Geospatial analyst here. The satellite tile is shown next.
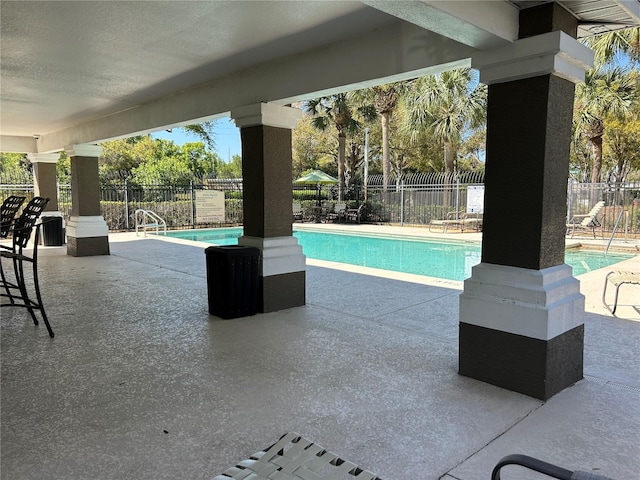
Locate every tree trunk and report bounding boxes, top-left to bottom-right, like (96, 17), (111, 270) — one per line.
(443, 141), (455, 208)
(338, 133), (346, 201)
(381, 111), (390, 192)
(590, 135), (603, 184)
(616, 157), (626, 183)
(444, 141), (455, 178)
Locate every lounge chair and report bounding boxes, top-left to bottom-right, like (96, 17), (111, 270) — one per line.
(327, 202), (347, 222)
(345, 204), (364, 224)
(429, 210), (466, 233)
(566, 201), (605, 238)
(492, 454), (615, 480)
(292, 203), (304, 222)
(602, 270), (639, 315)
(214, 432), (382, 480)
(460, 211), (483, 232)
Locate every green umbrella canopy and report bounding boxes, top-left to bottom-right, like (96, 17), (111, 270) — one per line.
(294, 170), (339, 184)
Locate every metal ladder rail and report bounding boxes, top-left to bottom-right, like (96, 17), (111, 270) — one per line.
(604, 209), (626, 257)
(134, 209), (167, 237)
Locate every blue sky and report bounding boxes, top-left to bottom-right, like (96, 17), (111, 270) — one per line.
(151, 117), (241, 162)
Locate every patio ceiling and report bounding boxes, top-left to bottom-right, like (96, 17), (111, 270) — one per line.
(1, 1), (638, 154)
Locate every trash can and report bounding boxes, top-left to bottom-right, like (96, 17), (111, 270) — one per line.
(41, 216), (64, 246)
(205, 245), (260, 319)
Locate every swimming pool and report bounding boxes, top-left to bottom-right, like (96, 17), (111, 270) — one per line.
(163, 227), (632, 281)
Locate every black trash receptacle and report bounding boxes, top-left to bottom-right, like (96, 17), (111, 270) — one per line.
(205, 245), (260, 319)
(41, 216), (64, 246)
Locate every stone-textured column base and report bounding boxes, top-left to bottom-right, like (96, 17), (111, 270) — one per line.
(260, 271), (306, 313)
(238, 235), (306, 312)
(459, 322), (584, 400)
(66, 216), (110, 257)
(459, 262), (584, 399)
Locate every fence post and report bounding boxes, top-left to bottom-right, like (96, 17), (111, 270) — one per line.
(190, 180), (195, 229)
(124, 177), (130, 230)
(455, 175), (460, 215)
(400, 179), (405, 225)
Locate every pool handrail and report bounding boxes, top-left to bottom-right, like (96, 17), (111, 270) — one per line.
(135, 209), (167, 237)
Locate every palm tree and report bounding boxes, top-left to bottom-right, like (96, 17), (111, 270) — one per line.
(583, 27), (640, 67)
(402, 69), (486, 180)
(305, 94), (376, 199)
(349, 83), (408, 191)
(573, 67), (636, 183)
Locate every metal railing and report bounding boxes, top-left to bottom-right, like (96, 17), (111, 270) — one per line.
(2, 176), (639, 236)
(134, 209), (167, 237)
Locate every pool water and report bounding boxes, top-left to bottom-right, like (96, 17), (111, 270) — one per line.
(164, 227), (632, 281)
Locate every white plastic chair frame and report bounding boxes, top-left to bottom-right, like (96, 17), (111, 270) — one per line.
(602, 270), (639, 315)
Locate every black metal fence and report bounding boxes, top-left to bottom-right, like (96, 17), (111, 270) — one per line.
(2, 172), (639, 236)
(362, 172), (486, 224)
(567, 180), (640, 236)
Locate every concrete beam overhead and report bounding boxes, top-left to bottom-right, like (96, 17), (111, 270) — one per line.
(35, 21), (474, 153)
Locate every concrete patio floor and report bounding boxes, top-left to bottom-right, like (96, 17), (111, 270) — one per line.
(1, 227), (639, 480)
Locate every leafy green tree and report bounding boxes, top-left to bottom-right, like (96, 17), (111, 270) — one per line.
(292, 114), (337, 178)
(180, 142), (219, 178)
(129, 139), (219, 185)
(574, 67), (636, 183)
(457, 127), (486, 171)
(217, 154), (242, 178)
(0, 153), (25, 170)
(132, 155), (191, 185)
(603, 107), (640, 183)
(569, 126), (593, 182)
(100, 135), (158, 180)
(401, 69), (486, 179)
(0, 153), (31, 181)
(57, 152), (71, 183)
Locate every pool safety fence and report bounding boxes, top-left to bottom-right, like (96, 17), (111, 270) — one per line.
(2, 177), (640, 235)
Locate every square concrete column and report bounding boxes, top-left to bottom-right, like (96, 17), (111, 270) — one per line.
(64, 144), (110, 257)
(231, 103), (305, 313)
(28, 153), (60, 212)
(461, 6), (594, 399)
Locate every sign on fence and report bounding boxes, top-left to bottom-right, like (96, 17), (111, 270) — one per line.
(195, 190), (225, 223)
(466, 185), (484, 213)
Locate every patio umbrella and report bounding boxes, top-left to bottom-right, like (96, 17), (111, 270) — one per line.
(294, 170), (338, 205)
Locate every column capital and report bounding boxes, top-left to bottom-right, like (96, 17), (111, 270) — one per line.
(472, 30), (594, 85)
(231, 103), (302, 129)
(64, 144), (102, 158)
(27, 153), (59, 164)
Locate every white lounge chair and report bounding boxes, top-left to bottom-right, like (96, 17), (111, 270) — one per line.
(429, 210), (482, 233)
(567, 201), (605, 238)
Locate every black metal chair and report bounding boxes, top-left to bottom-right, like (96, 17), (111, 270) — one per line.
(1, 195), (27, 299)
(492, 454), (615, 480)
(1, 196), (54, 337)
(1, 195), (27, 239)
